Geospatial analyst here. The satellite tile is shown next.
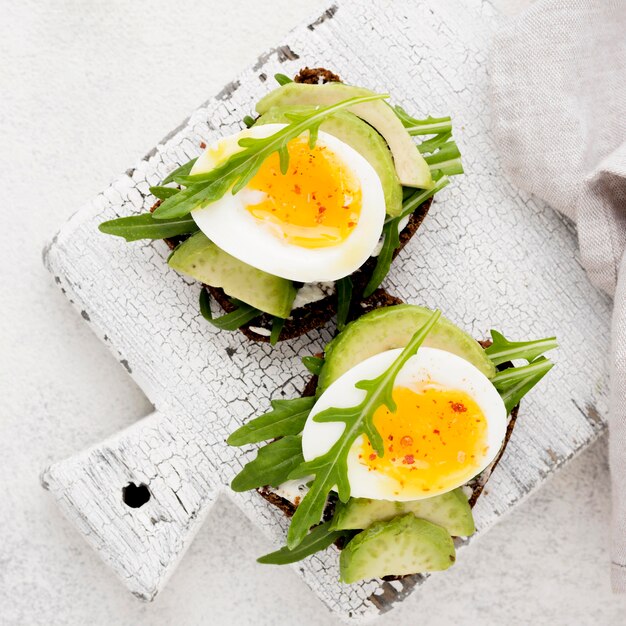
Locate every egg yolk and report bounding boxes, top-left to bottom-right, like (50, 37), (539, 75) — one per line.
(246, 137), (362, 248)
(359, 386), (489, 497)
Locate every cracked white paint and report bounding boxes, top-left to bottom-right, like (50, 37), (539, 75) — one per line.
(41, 0), (611, 622)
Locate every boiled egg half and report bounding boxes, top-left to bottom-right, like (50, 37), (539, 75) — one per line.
(190, 124), (386, 283)
(301, 347), (507, 501)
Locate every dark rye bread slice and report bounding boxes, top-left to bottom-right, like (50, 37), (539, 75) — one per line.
(207, 198), (432, 341)
(257, 291), (520, 566)
(294, 66), (342, 84)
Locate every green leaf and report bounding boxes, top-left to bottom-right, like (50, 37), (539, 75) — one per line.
(270, 316), (285, 346)
(485, 330), (558, 366)
(243, 115), (256, 128)
(396, 175), (451, 221)
(391, 105), (463, 177)
(150, 185), (180, 200)
(98, 213), (198, 242)
(152, 179), (230, 220)
(257, 521), (344, 565)
(231, 435), (304, 492)
(302, 356), (324, 376)
(393, 105), (452, 135)
(161, 158), (198, 185)
(152, 93), (389, 220)
(198, 287), (213, 319)
(491, 357), (554, 413)
(485, 330), (557, 412)
(274, 73), (293, 86)
(207, 304), (260, 330)
(364, 178), (451, 296)
(424, 141), (464, 177)
(336, 276), (353, 331)
(417, 132), (452, 155)
(227, 396), (316, 446)
(198, 289), (261, 331)
(285, 310), (441, 548)
(363, 219), (400, 298)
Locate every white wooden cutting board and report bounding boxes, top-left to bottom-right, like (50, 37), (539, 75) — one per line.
(41, 0), (611, 621)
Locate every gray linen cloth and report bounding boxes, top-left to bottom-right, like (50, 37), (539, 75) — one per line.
(490, 0), (626, 590)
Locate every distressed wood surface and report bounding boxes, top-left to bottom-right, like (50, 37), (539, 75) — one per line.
(41, 0), (611, 621)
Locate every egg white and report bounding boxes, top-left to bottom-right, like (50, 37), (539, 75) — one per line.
(301, 347), (507, 501)
(190, 124), (386, 283)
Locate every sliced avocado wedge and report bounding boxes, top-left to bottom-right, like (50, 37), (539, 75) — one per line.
(318, 304), (495, 392)
(257, 106), (403, 217)
(256, 82), (432, 189)
(168, 232), (296, 318)
(331, 488), (475, 537)
(339, 515), (455, 583)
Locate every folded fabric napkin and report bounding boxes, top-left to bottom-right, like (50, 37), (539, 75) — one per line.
(489, 0), (626, 590)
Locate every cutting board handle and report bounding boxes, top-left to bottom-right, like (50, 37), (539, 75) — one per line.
(41, 410), (221, 600)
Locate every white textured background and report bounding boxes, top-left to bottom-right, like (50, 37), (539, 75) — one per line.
(2, 1), (625, 624)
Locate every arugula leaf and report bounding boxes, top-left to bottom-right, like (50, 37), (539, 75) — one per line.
(98, 213), (198, 242)
(149, 185), (180, 200)
(336, 276), (353, 331)
(162, 158), (198, 185)
(199, 289), (261, 330)
(302, 356), (324, 376)
(424, 141), (464, 177)
(198, 287), (213, 318)
(206, 304), (260, 330)
(485, 330), (558, 366)
(417, 132), (452, 154)
(243, 115), (256, 128)
(152, 93), (389, 220)
(398, 175), (450, 221)
(231, 435), (304, 492)
(257, 521), (345, 565)
(153, 180), (229, 220)
(363, 220), (400, 298)
(491, 357), (554, 414)
(392, 105), (463, 176)
(274, 73), (293, 86)
(364, 178), (450, 297)
(270, 316), (285, 346)
(227, 396), (316, 446)
(393, 106), (452, 135)
(285, 310), (441, 548)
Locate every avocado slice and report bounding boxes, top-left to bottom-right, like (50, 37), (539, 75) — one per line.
(257, 106), (403, 217)
(331, 488), (475, 537)
(168, 232), (296, 318)
(318, 304), (496, 392)
(256, 83), (433, 189)
(339, 515), (455, 583)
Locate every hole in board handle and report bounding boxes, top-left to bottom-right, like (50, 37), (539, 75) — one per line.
(122, 482), (151, 508)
